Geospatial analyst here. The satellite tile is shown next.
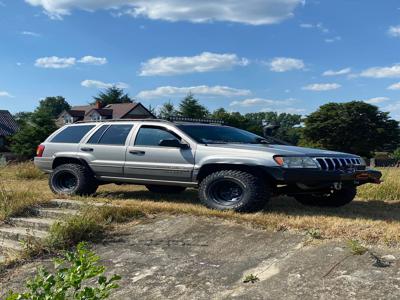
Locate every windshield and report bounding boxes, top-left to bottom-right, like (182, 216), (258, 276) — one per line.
(177, 124), (272, 144)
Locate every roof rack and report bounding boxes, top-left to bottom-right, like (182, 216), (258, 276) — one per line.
(166, 116), (224, 124)
(75, 118), (169, 124)
(75, 117), (224, 125)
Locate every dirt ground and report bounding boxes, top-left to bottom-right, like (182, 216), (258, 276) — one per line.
(2, 214), (400, 299)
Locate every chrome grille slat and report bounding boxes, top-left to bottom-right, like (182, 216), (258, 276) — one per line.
(313, 156), (362, 171)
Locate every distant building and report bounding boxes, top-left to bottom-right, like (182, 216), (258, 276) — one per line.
(57, 101), (155, 126)
(0, 110), (19, 150)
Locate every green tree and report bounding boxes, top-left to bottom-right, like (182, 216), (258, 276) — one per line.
(13, 112), (33, 127)
(158, 101), (176, 119)
(301, 101), (400, 157)
(11, 109), (58, 158)
(244, 112), (303, 145)
(91, 86), (133, 106)
(178, 93), (209, 118)
(38, 96), (71, 118)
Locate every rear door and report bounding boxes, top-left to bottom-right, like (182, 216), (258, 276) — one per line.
(124, 125), (195, 182)
(80, 124), (134, 177)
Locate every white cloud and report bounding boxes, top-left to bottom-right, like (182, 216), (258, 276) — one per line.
(322, 67), (351, 76)
(388, 25), (400, 37)
(78, 56), (107, 65)
(81, 80), (129, 89)
(364, 97), (389, 104)
(25, 0), (303, 25)
(269, 57), (305, 72)
(383, 102), (400, 120)
(388, 82), (400, 90)
(262, 107), (306, 114)
(302, 83), (341, 91)
(325, 36), (341, 43)
(360, 64), (400, 78)
(0, 91), (13, 97)
(35, 55), (108, 68)
(299, 22), (329, 33)
(34, 56), (76, 68)
(139, 52), (248, 76)
(20, 31), (41, 37)
(230, 98), (294, 107)
(137, 85), (251, 99)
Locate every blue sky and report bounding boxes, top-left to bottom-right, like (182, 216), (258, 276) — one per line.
(1, 0), (400, 119)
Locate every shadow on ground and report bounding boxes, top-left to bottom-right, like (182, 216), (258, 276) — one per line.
(95, 186), (400, 223)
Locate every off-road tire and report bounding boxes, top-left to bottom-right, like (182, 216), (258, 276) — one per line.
(294, 186), (357, 207)
(199, 170), (270, 212)
(146, 185), (186, 194)
(49, 163), (98, 196)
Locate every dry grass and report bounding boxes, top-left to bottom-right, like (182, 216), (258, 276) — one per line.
(1, 163), (400, 246)
(14, 162), (47, 180)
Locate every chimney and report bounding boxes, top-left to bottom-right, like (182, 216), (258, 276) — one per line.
(95, 100), (103, 109)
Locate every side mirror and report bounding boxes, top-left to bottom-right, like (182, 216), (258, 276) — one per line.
(159, 139), (189, 149)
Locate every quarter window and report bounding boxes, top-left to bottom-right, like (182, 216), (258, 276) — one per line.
(87, 125), (109, 144)
(51, 125), (95, 143)
(135, 127), (180, 146)
(97, 125), (133, 145)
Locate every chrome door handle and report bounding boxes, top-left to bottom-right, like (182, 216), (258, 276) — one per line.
(129, 150), (145, 155)
(81, 147), (94, 152)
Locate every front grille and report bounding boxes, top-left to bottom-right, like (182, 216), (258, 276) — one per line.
(314, 157), (362, 171)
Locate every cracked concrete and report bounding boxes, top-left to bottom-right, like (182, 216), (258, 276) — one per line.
(1, 214), (400, 299)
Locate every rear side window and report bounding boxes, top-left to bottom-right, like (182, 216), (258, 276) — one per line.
(96, 125), (133, 145)
(51, 125), (95, 143)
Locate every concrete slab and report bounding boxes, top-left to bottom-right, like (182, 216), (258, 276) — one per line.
(1, 215), (399, 299)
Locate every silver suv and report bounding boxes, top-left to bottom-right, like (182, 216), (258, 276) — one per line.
(34, 119), (382, 212)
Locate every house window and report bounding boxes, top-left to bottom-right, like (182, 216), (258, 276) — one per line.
(91, 113), (102, 121)
(64, 115), (74, 124)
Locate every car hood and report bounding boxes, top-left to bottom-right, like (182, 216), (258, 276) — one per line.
(204, 143), (358, 157)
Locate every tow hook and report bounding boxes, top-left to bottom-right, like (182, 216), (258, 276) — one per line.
(333, 182), (342, 190)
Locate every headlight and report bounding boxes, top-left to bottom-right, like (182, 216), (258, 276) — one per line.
(274, 156), (319, 169)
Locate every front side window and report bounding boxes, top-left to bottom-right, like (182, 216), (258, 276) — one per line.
(96, 125), (133, 145)
(135, 126), (180, 146)
(51, 125), (95, 143)
(177, 125), (268, 144)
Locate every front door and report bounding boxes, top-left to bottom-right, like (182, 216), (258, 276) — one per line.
(124, 125), (195, 182)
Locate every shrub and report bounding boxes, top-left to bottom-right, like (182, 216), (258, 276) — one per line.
(6, 242), (121, 300)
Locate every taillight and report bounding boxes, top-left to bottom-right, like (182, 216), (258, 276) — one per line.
(36, 144), (45, 157)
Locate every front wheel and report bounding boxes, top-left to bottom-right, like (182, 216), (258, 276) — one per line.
(294, 186), (357, 207)
(199, 170), (270, 212)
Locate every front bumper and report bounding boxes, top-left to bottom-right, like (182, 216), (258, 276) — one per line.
(266, 167), (382, 185)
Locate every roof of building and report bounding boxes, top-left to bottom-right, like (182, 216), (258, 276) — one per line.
(61, 102), (155, 120)
(0, 110), (19, 136)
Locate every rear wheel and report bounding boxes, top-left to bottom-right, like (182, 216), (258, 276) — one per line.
(146, 185), (186, 194)
(199, 170), (270, 212)
(49, 163), (98, 196)
(294, 186), (357, 207)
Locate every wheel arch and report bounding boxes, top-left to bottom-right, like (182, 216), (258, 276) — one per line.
(197, 163), (276, 184)
(52, 156), (93, 173)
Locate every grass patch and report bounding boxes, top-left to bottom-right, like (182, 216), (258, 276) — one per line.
(2, 162), (400, 247)
(358, 168), (400, 201)
(347, 239), (368, 255)
(0, 184), (44, 221)
(14, 162), (47, 180)
(243, 274), (260, 284)
(46, 206), (145, 250)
